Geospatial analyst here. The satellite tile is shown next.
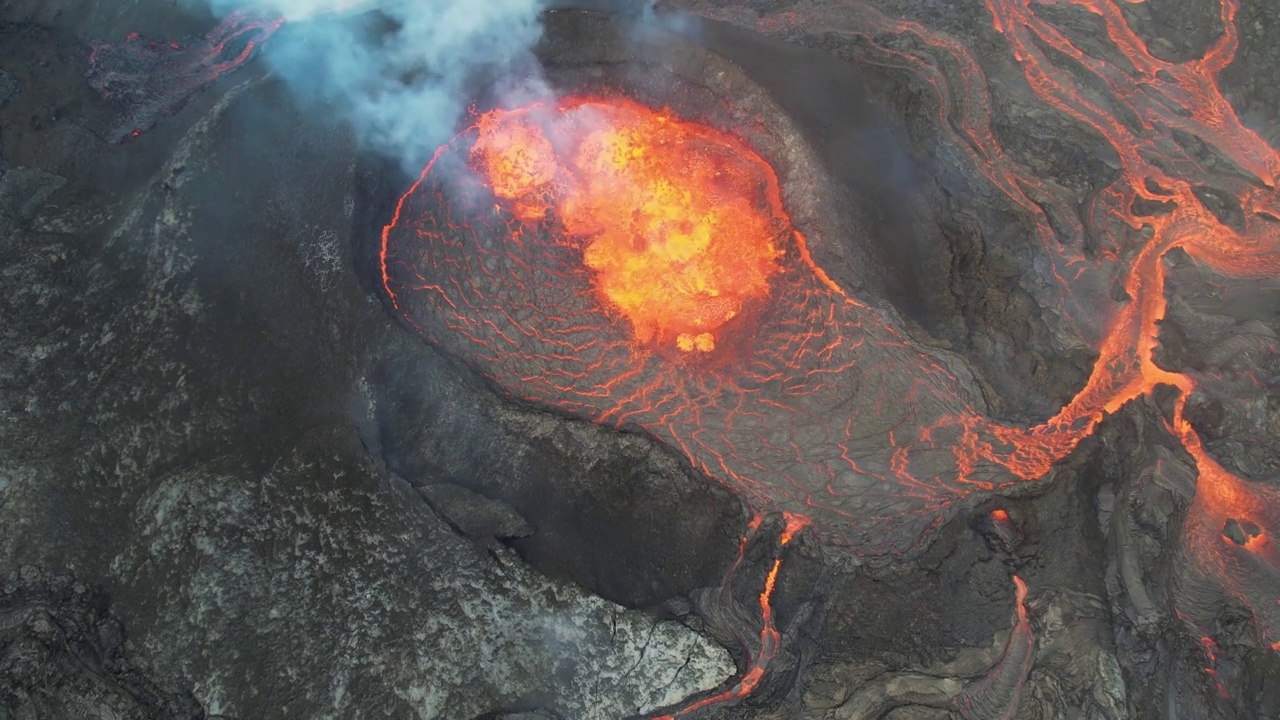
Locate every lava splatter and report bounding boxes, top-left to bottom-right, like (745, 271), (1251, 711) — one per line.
(469, 99), (786, 353)
(380, 0), (1280, 710)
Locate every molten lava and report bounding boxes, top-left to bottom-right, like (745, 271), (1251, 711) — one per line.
(99, 0), (1280, 713)
(470, 98), (786, 352)
(951, 576), (1035, 719)
(652, 512), (807, 719)
(380, 0), (1280, 710)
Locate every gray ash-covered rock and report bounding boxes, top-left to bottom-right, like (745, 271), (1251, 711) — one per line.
(2, 0), (1280, 718)
(0, 13), (734, 718)
(0, 68), (65, 237)
(0, 566), (205, 720)
(419, 483), (536, 546)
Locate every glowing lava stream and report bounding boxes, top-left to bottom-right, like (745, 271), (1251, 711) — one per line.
(373, 0), (1280, 708)
(99, 0), (1280, 712)
(651, 512), (808, 719)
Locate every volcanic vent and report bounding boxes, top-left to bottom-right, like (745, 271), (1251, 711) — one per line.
(378, 8), (1013, 560)
(0, 0), (1277, 716)
(370, 3), (1280, 715)
(464, 95), (787, 355)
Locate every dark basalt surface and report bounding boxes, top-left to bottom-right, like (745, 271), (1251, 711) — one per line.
(0, 13), (737, 719)
(1, 1), (1278, 719)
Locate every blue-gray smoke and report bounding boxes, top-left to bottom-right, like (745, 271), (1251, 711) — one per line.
(203, 0), (554, 171)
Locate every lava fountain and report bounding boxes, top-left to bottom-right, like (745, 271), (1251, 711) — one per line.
(92, 0), (1280, 713)
(381, 89), (1022, 559)
(468, 97), (786, 354)
(380, 0), (1280, 711)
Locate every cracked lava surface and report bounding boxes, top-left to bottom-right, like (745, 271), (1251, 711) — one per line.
(378, 0), (1280, 678)
(81, 0), (1280, 712)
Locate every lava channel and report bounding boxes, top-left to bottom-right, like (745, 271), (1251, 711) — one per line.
(381, 93), (1041, 558)
(381, 0), (1280, 697)
(88, 10), (284, 142)
(692, 0), (1280, 695)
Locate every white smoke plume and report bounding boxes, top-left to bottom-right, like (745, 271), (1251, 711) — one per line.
(201, 0), (555, 170)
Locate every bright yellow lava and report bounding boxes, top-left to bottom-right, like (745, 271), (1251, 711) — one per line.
(471, 97), (785, 352)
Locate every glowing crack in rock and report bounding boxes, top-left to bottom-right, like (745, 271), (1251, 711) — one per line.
(87, 10), (284, 142)
(93, 0), (1280, 712)
(378, 0), (1280, 704)
(951, 576), (1036, 719)
(650, 512), (808, 718)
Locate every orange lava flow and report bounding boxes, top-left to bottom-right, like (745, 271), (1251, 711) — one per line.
(654, 516), (804, 720)
(704, 0), (1280, 648)
(470, 98), (786, 353)
(379, 0), (1280, 709)
(979, 0), (1280, 664)
(951, 575), (1035, 719)
(659, 558), (782, 719)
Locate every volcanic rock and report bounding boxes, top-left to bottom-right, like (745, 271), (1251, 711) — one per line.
(2, 0), (1280, 719)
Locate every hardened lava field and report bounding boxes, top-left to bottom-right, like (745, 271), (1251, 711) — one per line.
(381, 0), (1280, 659)
(4, 0), (1280, 717)
(379, 92), (1006, 558)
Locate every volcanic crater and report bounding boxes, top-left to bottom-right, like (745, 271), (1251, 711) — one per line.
(2, 0), (1280, 719)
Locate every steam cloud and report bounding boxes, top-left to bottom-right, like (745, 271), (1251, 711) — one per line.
(200, 0), (555, 170)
